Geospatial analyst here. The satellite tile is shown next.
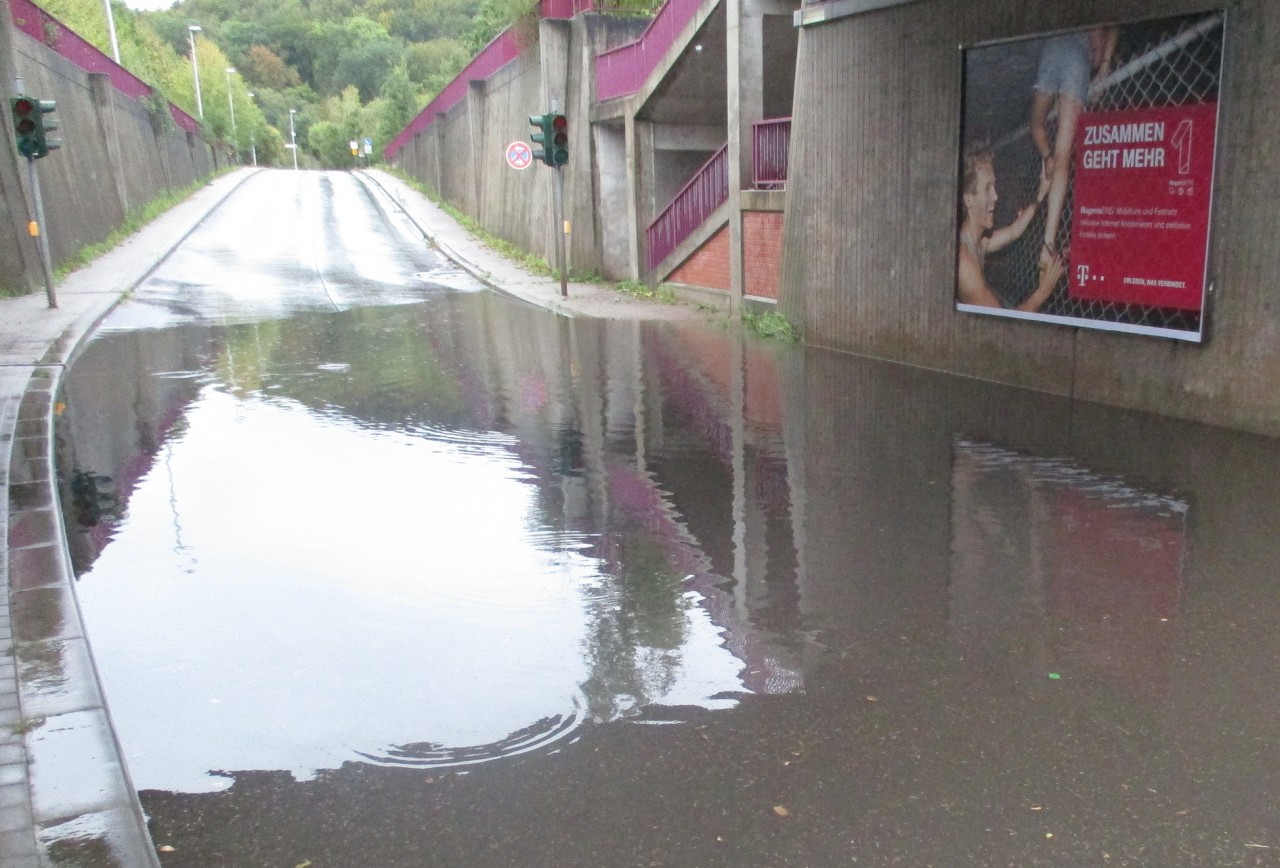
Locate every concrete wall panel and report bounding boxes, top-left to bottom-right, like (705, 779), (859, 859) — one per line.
(15, 40), (127, 264)
(781, 0), (1280, 436)
(2, 23), (214, 287)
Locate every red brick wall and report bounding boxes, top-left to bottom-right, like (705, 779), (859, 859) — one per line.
(669, 226), (731, 290)
(744, 212), (783, 300)
(667, 212), (784, 298)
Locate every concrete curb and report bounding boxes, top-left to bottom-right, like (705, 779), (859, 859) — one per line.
(0, 167), (259, 867)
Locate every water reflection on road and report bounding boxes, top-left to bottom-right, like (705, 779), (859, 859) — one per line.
(54, 174), (1280, 866)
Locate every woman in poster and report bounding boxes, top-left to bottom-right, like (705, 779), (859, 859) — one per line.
(956, 143), (1064, 312)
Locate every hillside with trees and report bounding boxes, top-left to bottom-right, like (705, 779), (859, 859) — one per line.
(37, 0), (545, 166)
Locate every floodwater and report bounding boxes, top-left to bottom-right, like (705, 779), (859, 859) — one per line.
(58, 172), (1280, 867)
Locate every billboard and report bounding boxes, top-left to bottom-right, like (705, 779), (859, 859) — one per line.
(956, 12), (1225, 342)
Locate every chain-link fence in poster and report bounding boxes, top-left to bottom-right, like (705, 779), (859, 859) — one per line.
(956, 11), (1224, 342)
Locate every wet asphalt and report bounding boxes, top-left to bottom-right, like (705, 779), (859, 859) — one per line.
(5, 168), (1280, 868)
(0, 167), (702, 866)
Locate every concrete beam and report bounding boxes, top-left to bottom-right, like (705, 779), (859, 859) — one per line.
(652, 124), (725, 150)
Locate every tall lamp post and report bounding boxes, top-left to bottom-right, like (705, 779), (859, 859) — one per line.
(289, 108), (298, 170)
(225, 67), (238, 163)
(247, 92), (257, 167)
(187, 24), (203, 119)
(102, 0), (120, 63)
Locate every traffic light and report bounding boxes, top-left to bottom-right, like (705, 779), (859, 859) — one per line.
(528, 113), (568, 168)
(549, 113), (568, 166)
(9, 96), (60, 159)
(529, 112), (550, 165)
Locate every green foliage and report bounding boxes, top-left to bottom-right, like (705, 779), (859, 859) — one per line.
(405, 39), (470, 93)
(376, 64), (421, 146)
(741, 309), (799, 342)
(616, 280), (675, 303)
(462, 0), (538, 54)
(45, 0), (642, 167)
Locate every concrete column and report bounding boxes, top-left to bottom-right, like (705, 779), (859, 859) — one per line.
(624, 114), (640, 280)
(89, 74), (130, 220)
(539, 20), (572, 112)
(726, 0), (766, 310)
(432, 115), (445, 195)
(627, 117), (657, 281)
(467, 80), (486, 217)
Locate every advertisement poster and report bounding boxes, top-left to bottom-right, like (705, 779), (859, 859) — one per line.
(956, 12), (1224, 341)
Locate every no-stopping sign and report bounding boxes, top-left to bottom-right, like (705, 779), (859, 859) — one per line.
(506, 141), (533, 170)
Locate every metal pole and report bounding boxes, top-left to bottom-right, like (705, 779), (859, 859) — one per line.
(26, 157), (57, 308)
(188, 26), (203, 119)
(553, 166), (567, 298)
(247, 92), (257, 166)
(225, 68), (237, 163)
(289, 109), (298, 170)
(102, 0), (120, 63)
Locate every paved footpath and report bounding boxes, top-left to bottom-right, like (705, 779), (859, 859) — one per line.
(0, 167), (711, 866)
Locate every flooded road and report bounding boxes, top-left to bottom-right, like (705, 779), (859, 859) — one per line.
(58, 171), (1280, 866)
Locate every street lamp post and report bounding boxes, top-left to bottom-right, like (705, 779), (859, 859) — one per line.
(187, 24), (203, 119)
(225, 67), (238, 163)
(289, 108), (298, 170)
(247, 92), (257, 167)
(102, 0), (120, 63)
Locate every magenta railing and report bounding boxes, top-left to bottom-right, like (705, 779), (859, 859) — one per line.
(384, 0), (592, 160)
(9, 0), (200, 134)
(752, 117), (790, 190)
(646, 143), (727, 272)
(596, 0), (704, 102)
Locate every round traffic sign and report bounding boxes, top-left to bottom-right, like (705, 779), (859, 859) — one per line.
(506, 141), (533, 170)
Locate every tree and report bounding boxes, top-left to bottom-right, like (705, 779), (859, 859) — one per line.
(375, 63), (421, 150)
(405, 39), (470, 94)
(242, 45), (302, 89)
(311, 17), (404, 100)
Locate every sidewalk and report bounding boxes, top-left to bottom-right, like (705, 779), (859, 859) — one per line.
(0, 167), (713, 866)
(357, 168), (720, 322)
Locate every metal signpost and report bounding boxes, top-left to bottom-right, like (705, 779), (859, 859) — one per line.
(527, 103), (570, 298)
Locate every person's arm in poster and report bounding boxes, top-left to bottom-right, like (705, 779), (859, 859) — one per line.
(958, 245), (1065, 312)
(986, 194), (1042, 255)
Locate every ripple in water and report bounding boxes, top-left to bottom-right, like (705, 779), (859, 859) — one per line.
(354, 693), (588, 769)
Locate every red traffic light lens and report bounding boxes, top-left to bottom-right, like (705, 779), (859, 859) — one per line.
(14, 99), (34, 115)
(552, 114), (567, 130)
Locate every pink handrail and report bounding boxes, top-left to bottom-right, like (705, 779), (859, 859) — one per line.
(646, 143), (727, 272)
(751, 117), (790, 190)
(596, 0), (704, 102)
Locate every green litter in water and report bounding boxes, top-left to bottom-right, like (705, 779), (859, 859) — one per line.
(1048, 673), (1062, 680)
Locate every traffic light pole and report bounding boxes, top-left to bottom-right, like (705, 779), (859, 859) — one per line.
(26, 156), (57, 308)
(553, 165), (567, 298)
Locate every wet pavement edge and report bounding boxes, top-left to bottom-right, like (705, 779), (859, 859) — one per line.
(0, 169), (258, 868)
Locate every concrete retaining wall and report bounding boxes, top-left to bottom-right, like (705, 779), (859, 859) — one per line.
(779, 0), (1280, 437)
(393, 16), (609, 278)
(2, 9), (215, 296)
